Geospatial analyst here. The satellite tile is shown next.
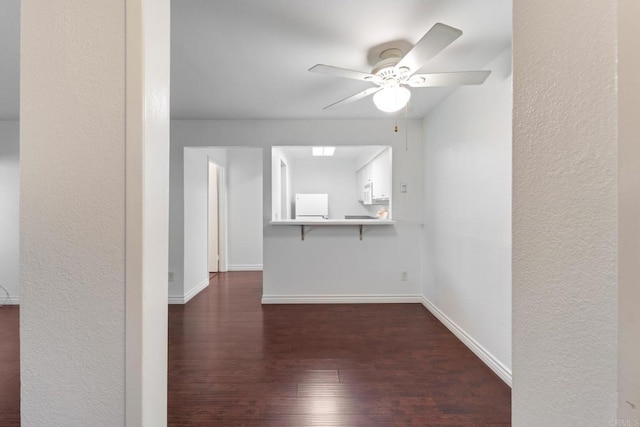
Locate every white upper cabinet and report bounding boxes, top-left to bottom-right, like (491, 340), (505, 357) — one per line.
(356, 162), (373, 202)
(356, 166), (365, 202)
(355, 147), (391, 204)
(370, 148), (391, 201)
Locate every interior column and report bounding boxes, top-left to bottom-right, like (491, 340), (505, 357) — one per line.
(20, 1), (170, 425)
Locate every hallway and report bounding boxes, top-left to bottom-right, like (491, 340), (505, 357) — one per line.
(167, 272), (510, 426)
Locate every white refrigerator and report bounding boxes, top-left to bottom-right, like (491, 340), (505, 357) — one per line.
(295, 194), (328, 219)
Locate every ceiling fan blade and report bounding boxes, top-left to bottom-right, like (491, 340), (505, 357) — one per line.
(395, 23), (463, 74)
(309, 64), (378, 82)
(323, 87), (382, 110)
(407, 70), (491, 87)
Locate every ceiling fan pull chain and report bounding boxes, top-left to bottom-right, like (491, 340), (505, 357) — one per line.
(405, 102), (409, 151)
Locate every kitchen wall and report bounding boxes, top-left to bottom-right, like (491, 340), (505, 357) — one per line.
(170, 119), (423, 302)
(421, 48), (512, 383)
(0, 121), (19, 303)
(290, 158), (370, 220)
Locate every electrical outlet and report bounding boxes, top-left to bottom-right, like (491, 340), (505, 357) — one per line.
(400, 182), (408, 193)
(400, 271), (408, 281)
(168, 272), (174, 282)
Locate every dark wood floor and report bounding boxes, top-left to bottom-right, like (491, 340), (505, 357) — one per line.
(168, 272), (511, 426)
(0, 305), (19, 426)
(0, 272), (511, 426)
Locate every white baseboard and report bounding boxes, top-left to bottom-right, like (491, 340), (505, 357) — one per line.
(167, 296), (184, 304)
(227, 264), (263, 271)
(262, 294), (422, 304)
(1, 296), (20, 305)
(168, 278), (209, 304)
(421, 296), (512, 386)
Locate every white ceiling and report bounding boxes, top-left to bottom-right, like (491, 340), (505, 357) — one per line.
(0, 0), (511, 121)
(171, 0), (512, 120)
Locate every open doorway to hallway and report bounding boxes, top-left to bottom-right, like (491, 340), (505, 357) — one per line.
(174, 146), (263, 304)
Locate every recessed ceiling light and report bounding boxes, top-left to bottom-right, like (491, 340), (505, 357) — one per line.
(312, 146), (336, 157)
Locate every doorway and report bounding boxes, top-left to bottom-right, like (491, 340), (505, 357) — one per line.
(208, 159), (227, 274)
(208, 161), (220, 273)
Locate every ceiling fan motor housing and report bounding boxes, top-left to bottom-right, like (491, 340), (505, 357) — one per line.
(371, 48), (410, 85)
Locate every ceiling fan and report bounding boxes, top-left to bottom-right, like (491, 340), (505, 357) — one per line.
(309, 23), (491, 113)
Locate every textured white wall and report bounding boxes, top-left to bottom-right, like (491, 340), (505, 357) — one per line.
(20, 2), (127, 424)
(170, 120), (423, 301)
(422, 49), (512, 379)
(226, 148), (263, 270)
(618, 0), (640, 421)
(513, 1), (618, 424)
(291, 158), (369, 220)
(0, 121), (19, 303)
(21, 1), (169, 425)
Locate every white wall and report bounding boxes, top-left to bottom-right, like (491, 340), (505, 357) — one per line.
(170, 119), (423, 302)
(291, 158), (369, 220)
(226, 148), (263, 271)
(169, 138), (188, 297)
(21, 3), (127, 423)
(421, 48), (512, 383)
(0, 121), (19, 303)
(513, 1), (618, 424)
(618, 0), (640, 421)
(21, 2), (169, 425)
(124, 3), (170, 424)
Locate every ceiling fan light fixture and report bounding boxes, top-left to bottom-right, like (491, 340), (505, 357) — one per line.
(373, 86), (411, 113)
